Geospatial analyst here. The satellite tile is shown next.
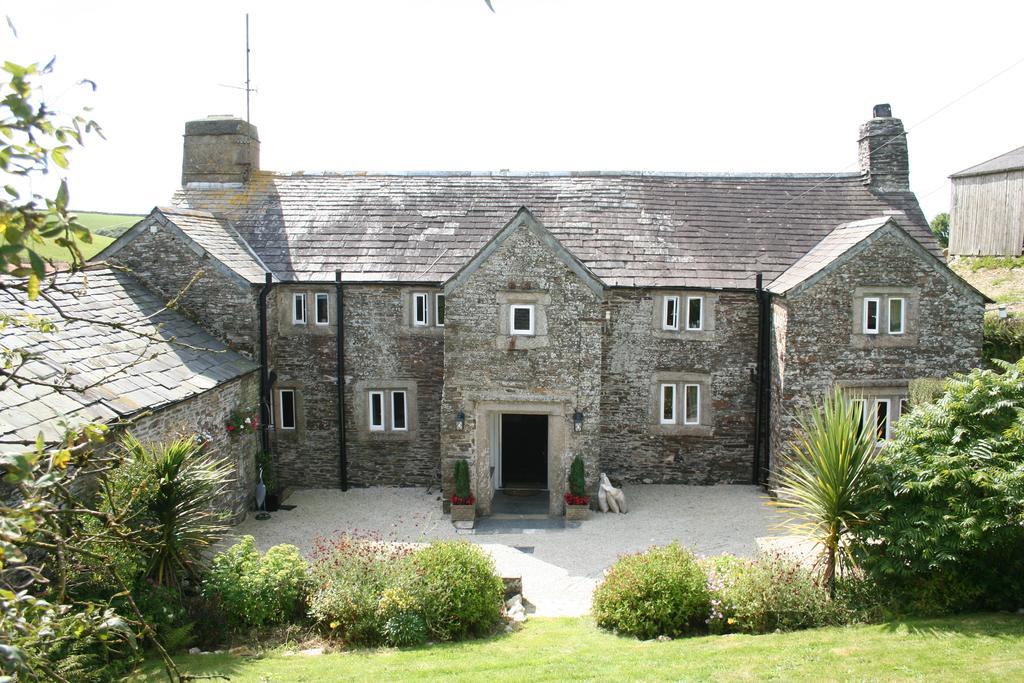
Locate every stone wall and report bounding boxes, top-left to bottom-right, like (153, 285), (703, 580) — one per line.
(768, 230), (985, 479)
(441, 220), (604, 514)
(129, 371), (260, 523)
(267, 283), (443, 489)
(600, 289), (759, 485)
(108, 220), (260, 357)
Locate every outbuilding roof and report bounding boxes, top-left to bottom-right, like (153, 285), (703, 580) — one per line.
(172, 171), (937, 289)
(951, 145), (1024, 179)
(0, 268), (257, 453)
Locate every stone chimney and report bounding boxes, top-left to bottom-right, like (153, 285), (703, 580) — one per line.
(181, 116), (260, 185)
(858, 104), (909, 192)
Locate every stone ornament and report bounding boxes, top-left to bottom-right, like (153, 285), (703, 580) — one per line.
(598, 473), (627, 513)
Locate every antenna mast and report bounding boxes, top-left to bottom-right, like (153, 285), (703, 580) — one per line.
(245, 13), (251, 122)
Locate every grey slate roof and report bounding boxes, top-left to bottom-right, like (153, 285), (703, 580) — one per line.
(95, 206), (271, 285)
(172, 171), (938, 289)
(767, 217), (895, 294)
(951, 145), (1024, 179)
(0, 268), (257, 453)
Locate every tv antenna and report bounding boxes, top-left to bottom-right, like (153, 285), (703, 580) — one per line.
(218, 13), (257, 122)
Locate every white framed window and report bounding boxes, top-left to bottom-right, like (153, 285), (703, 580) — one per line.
(413, 292), (429, 326)
(277, 389), (296, 430)
(315, 293), (330, 325)
(863, 297), (880, 334)
(369, 391), (385, 431)
(659, 383), (677, 424)
(683, 383), (700, 424)
(292, 293), (307, 325)
(435, 294), (445, 327)
(874, 399), (891, 442)
(686, 297), (704, 331)
(391, 390), (408, 431)
(888, 297), (905, 335)
(851, 398), (868, 437)
(510, 304), (535, 336)
(662, 296), (680, 331)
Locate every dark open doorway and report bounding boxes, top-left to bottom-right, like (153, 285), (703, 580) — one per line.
(500, 414), (548, 489)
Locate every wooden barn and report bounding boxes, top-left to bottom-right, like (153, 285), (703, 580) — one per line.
(949, 145), (1024, 256)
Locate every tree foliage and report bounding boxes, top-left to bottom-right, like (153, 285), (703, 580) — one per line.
(929, 212), (949, 248)
(852, 359), (1024, 613)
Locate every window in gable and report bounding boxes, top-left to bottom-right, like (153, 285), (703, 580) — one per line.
(863, 297), (880, 334)
(292, 293), (306, 325)
(315, 293), (330, 325)
(435, 294), (445, 327)
(413, 292), (429, 326)
(659, 383), (676, 424)
(278, 389), (296, 430)
(662, 296), (680, 331)
(683, 383), (700, 424)
(391, 390), (408, 431)
(369, 391), (385, 431)
(888, 297), (904, 335)
(686, 297), (703, 331)
(510, 304), (535, 336)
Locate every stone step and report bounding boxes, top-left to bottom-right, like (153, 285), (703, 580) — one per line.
(490, 513), (550, 521)
(499, 488), (550, 497)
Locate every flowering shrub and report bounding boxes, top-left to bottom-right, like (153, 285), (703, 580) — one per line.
(450, 494), (475, 506)
(412, 541), (504, 642)
(564, 492), (589, 506)
(204, 536), (309, 628)
(592, 543), (710, 639)
(225, 408), (258, 435)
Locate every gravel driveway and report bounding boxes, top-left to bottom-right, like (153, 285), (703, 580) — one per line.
(230, 485), (783, 616)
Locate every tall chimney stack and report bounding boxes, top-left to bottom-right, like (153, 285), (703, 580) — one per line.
(858, 104), (909, 192)
(181, 116), (260, 186)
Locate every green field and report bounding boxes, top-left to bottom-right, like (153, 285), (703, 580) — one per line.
(132, 614), (1024, 682)
(1, 232), (115, 264)
(72, 210), (144, 237)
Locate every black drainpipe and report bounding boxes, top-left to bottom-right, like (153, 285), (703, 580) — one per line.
(335, 270), (348, 491)
(753, 273), (772, 487)
(258, 273), (273, 457)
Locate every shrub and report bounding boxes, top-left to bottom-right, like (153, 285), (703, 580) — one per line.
(377, 587), (428, 647)
(705, 553), (845, 634)
(983, 313), (1024, 367)
(908, 377), (945, 406)
(308, 534), (416, 645)
(569, 454), (586, 498)
(452, 459), (473, 504)
(204, 535), (309, 629)
(852, 359), (1024, 613)
(413, 541), (504, 641)
(592, 543), (710, 639)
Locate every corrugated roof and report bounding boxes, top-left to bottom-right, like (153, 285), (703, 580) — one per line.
(951, 145), (1024, 179)
(0, 268), (257, 453)
(172, 171), (937, 289)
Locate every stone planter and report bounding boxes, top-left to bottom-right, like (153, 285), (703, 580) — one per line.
(450, 503), (476, 523)
(565, 503), (590, 521)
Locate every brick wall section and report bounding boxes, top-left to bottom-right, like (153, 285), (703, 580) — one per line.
(108, 225), (260, 357)
(129, 372), (260, 523)
(600, 290), (759, 484)
(767, 231), (985, 478)
(267, 284), (443, 489)
(441, 223), (604, 513)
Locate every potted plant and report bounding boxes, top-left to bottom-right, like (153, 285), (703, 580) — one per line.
(450, 459), (475, 524)
(226, 407), (259, 436)
(255, 451), (281, 512)
(564, 455), (590, 521)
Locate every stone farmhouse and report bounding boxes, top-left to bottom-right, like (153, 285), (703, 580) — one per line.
(86, 104), (985, 516)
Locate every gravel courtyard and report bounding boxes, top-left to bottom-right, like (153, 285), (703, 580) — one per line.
(231, 485), (784, 616)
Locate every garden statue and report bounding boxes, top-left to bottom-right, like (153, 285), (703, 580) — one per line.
(598, 473), (627, 513)
(255, 466), (271, 520)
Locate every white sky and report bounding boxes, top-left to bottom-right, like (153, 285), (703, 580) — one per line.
(8, 0), (1024, 221)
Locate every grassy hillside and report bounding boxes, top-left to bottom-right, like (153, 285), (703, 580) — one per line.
(952, 256), (1024, 314)
(1, 233), (115, 264)
(73, 210), (144, 237)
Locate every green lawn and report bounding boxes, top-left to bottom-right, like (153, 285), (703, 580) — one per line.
(72, 210), (144, 237)
(1, 232), (115, 263)
(133, 614), (1024, 682)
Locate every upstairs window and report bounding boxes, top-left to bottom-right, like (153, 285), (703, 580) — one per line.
(863, 297), (880, 334)
(888, 297), (905, 334)
(315, 293), (330, 325)
(369, 391), (385, 431)
(435, 294), (446, 327)
(683, 383), (700, 424)
(662, 296), (680, 331)
(659, 383), (676, 424)
(292, 293), (306, 325)
(686, 297), (704, 331)
(510, 304), (535, 336)
(413, 292), (429, 326)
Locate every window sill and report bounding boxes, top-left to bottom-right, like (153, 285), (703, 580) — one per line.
(651, 423), (714, 437)
(850, 332), (918, 349)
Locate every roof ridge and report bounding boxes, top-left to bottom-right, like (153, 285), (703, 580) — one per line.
(248, 170), (865, 180)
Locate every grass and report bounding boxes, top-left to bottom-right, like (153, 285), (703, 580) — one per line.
(0, 232), (115, 263)
(131, 614), (1024, 682)
(952, 256), (1024, 314)
(72, 210), (144, 237)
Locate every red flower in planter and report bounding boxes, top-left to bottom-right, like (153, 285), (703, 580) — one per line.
(564, 492), (589, 506)
(450, 494), (475, 505)
(226, 425), (236, 432)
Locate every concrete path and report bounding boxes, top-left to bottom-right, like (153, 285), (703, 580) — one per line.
(231, 485), (783, 616)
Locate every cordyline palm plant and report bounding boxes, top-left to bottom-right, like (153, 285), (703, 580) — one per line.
(771, 388), (879, 597)
(115, 434), (233, 589)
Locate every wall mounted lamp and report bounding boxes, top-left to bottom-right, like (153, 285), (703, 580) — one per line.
(455, 409), (465, 431)
(573, 410), (584, 433)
